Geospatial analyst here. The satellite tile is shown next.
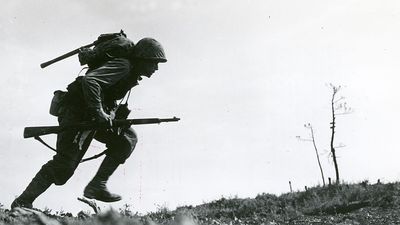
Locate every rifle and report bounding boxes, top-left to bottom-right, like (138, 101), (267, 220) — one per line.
(40, 30), (126, 69)
(24, 117), (180, 138)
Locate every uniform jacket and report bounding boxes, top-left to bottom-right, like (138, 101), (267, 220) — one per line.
(66, 58), (138, 113)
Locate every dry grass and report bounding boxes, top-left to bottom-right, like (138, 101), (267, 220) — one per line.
(1, 181), (400, 225)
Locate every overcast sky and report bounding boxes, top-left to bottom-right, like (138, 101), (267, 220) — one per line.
(1, 0), (400, 214)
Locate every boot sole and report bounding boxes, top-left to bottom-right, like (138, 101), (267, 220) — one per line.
(83, 193), (122, 202)
(11, 199), (33, 209)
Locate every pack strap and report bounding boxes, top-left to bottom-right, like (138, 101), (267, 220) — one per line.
(118, 89), (132, 106)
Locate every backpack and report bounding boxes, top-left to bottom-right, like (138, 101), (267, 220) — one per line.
(78, 30), (134, 70)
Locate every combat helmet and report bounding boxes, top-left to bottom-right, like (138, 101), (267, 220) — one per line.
(131, 38), (167, 62)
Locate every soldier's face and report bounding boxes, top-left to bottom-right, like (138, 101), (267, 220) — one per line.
(137, 60), (159, 78)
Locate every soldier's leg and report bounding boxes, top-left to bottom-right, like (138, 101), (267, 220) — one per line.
(11, 129), (85, 209)
(11, 112), (87, 208)
(10, 167), (53, 209)
(84, 128), (137, 202)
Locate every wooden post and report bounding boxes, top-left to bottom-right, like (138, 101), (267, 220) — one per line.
(289, 181), (293, 192)
(328, 177), (332, 186)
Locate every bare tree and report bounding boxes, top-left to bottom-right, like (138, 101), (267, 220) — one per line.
(329, 84), (352, 184)
(297, 123), (326, 186)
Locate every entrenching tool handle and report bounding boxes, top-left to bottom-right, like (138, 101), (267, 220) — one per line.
(40, 43), (95, 68)
(40, 30), (125, 69)
(160, 117), (180, 122)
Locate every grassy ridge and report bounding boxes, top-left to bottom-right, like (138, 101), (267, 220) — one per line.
(148, 181), (400, 224)
(1, 181), (400, 225)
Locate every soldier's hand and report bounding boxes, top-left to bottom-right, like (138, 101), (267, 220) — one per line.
(78, 47), (95, 66)
(90, 108), (113, 127)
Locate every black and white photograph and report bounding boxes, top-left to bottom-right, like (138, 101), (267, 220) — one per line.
(1, 0), (400, 224)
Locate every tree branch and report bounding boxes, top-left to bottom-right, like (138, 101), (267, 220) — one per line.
(333, 96), (345, 103)
(77, 197), (100, 214)
(336, 111), (353, 116)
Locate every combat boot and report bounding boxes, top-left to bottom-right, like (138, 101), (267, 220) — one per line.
(83, 156), (122, 202)
(11, 171), (52, 209)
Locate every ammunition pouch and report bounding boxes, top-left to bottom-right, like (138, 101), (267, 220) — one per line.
(49, 90), (67, 117)
(114, 103), (131, 119)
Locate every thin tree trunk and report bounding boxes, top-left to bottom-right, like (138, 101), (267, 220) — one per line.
(310, 126), (326, 186)
(330, 90), (340, 184)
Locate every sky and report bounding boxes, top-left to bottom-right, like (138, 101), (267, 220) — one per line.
(1, 0), (400, 214)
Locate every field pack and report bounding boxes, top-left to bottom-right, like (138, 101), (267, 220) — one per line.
(40, 30), (134, 69)
(78, 31), (134, 69)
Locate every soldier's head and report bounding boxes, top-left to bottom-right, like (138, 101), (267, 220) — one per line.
(130, 38), (167, 79)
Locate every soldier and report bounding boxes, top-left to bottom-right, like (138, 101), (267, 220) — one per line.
(11, 37), (167, 208)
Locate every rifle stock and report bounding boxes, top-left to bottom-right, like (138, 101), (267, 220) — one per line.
(23, 117), (180, 138)
(24, 126), (63, 138)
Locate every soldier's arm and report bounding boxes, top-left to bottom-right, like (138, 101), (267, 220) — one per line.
(81, 58), (131, 109)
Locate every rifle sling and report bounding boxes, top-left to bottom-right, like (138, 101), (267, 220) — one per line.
(80, 149), (108, 163)
(33, 135), (107, 163)
(34, 136), (57, 152)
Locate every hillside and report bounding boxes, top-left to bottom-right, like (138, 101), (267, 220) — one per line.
(1, 181), (400, 225)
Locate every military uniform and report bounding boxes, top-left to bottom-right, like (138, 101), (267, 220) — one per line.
(45, 58), (139, 186)
(12, 38), (167, 208)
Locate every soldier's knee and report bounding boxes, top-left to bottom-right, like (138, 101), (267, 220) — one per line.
(125, 128), (138, 150)
(107, 145), (134, 164)
(53, 172), (74, 185)
(106, 129), (138, 164)
(54, 162), (78, 185)
(42, 159), (78, 186)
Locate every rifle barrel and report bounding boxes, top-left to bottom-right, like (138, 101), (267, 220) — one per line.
(23, 117), (180, 138)
(114, 117), (180, 126)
